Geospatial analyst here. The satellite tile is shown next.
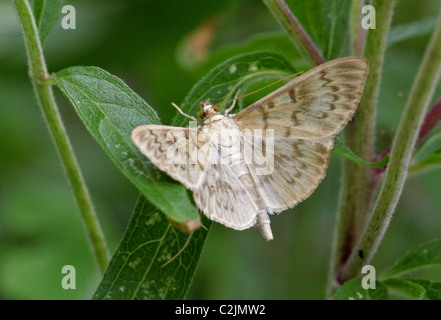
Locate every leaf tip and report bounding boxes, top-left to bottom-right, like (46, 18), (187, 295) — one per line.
(170, 218), (202, 233)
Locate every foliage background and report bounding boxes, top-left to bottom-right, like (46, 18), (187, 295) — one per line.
(1, 0), (441, 299)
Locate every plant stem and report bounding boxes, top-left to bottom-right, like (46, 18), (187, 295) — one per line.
(14, 0), (110, 274)
(327, 0), (396, 295)
(350, 0), (365, 56)
(263, 0), (325, 66)
(340, 9), (441, 282)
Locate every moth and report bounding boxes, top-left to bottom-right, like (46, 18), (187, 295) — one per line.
(132, 57), (369, 241)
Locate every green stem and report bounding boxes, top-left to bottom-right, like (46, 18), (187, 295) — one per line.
(340, 9), (441, 282)
(349, 0), (365, 56)
(327, 0), (396, 295)
(14, 0), (110, 274)
(263, 0), (325, 66)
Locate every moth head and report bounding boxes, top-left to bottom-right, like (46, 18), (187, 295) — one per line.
(199, 101), (219, 119)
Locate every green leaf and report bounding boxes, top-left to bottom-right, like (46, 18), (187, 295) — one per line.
(54, 52), (295, 225)
(388, 17), (437, 48)
(411, 126), (441, 173)
(382, 278), (441, 300)
(173, 51), (296, 127)
(332, 278), (389, 300)
(333, 134), (389, 167)
(413, 126), (441, 161)
(382, 239), (441, 278)
(56, 51), (296, 300)
(54, 66), (200, 225)
(285, 0), (325, 52)
(410, 150), (441, 174)
(408, 279), (441, 300)
(285, 0), (351, 60)
(93, 196), (210, 300)
(321, 0), (351, 60)
(30, 0), (65, 44)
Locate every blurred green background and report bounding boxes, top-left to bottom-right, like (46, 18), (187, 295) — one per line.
(1, 0), (441, 299)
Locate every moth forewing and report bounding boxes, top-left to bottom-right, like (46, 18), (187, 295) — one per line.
(131, 124), (207, 190)
(234, 56), (369, 139)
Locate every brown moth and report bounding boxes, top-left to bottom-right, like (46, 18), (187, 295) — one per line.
(131, 56), (369, 241)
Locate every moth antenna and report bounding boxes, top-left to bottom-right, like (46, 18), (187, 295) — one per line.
(160, 231), (194, 268)
(214, 71), (304, 109)
(224, 88), (242, 116)
(171, 103), (201, 125)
